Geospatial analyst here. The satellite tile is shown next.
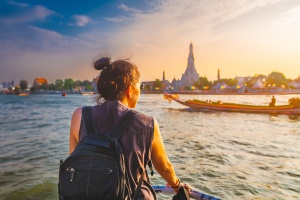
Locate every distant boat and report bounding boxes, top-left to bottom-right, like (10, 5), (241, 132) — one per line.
(80, 91), (94, 96)
(62, 92), (67, 97)
(18, 92), (29, 96)
(5, 91), (14, 95)
(164, 93), (300, 115)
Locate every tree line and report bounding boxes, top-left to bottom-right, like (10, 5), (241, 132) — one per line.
(16, 78), (94, 92)
(193, 72), (300, 90)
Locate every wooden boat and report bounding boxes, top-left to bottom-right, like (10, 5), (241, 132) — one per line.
(164, 93), (300, 115)
(62, 92), (67, 97)
(18, 92), (29, 96)
(80, 91), (94, 96)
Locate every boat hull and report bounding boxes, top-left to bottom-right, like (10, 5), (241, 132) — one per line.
(164, 93), (300, 115)
(18, 92), (29, 96)
(80, 91), (94, 96)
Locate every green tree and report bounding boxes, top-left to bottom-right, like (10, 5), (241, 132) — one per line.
(245, 74), (265, 88)
(213, 78), (238, 87)
(40, 82), (49, 90)
(227, 78), (238, 87)
(19, 80), (28, 91)
(48, 83), (56, 91)
(144, 85), (150, 91)
(265, 71), (288, 87)
(194, 77), (212, 89)
(14, 86), (20, 93)
(86, 85), (94, 91)
(74, 80), (82, 90)
(152, 79), (162, 90)
(64, 78), (75, 92)
(82, 80), (92, 91)
(55, 79), (64, 91)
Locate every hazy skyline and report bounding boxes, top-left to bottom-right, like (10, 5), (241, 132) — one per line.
(1, 0), (300, 84)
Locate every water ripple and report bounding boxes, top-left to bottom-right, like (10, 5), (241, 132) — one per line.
(0, 94), (299, 199)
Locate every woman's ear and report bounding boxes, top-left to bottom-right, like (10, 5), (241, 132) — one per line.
(126, 85), (132, 99)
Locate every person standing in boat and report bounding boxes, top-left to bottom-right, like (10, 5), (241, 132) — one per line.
(69, 56), (190, 199)
(269, 95), (276, 107)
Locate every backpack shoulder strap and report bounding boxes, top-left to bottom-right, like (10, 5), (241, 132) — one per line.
(82, 106), (97, 135)
(107, 109), (139, 140)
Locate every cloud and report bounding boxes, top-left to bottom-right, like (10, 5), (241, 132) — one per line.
(0, 3), (61, 52)
(105, 4), (141, 23)
(278, 5), (300, 24)
(108, 0), (287, 47)
(0, 18), (94, 56)
(7, 1), (29, 7)
(30, 26), (63, 40)
(105, 16), (130, 22)
(0, 24), (96, 83)
(0, 3), (93, 55)
(118, 4), (141, 13)
(0, 4), (54, 24)
(73, 15), (91, 27)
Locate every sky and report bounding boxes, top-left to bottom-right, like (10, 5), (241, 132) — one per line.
(1, 0), (300, 84)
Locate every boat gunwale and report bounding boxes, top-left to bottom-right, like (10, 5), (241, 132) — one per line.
(186, 100), (294, 110)
(164, 93), (300, 115)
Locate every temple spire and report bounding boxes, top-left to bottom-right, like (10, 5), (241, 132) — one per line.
(189, 42), (194, 58)
(180, 42), (199, 87)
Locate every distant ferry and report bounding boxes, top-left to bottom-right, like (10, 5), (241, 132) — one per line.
(80, 91), (94, 96)
(18, 92), (30, 96)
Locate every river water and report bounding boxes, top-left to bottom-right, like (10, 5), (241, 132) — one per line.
(0, 94), (299, 200)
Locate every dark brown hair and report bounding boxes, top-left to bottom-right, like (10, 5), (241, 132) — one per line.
(94, 56), (140, 103)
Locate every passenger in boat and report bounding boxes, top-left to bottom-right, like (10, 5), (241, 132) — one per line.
(269, 96), (276, 107)
(69, 56), (190, 199)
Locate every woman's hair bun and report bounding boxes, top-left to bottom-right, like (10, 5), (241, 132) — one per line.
(94, 57), (111, 70)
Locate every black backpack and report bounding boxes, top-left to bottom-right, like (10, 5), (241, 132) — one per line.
(59, 106), (141, 200)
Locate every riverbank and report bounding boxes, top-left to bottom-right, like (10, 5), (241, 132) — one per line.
(0, 91), (95, 95)
(140, 89), (300, 95)
(1, 89), (300, 96)
(169, 90), (300, 95)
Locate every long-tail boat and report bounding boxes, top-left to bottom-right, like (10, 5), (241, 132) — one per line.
(164, 93), (300, 115)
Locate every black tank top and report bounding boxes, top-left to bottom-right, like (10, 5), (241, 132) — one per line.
(79, 100), (157, 200)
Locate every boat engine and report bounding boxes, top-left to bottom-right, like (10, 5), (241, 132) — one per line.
(288, 97), (300, 108)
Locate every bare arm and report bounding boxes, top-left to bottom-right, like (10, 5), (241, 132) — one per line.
(151, 118), (177, 186)
(69, 107), (82, 155)
(151, 118), (191, 192)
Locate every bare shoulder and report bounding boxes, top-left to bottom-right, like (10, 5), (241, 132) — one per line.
(71, 107), (83, 122)
(153, 117), (158, 126)
(73, 107), (82, 116)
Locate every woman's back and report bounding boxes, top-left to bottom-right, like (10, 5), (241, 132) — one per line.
(79, 100), (156, 199)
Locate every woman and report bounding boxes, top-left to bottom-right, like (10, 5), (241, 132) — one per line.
(69, 56), (190, 199)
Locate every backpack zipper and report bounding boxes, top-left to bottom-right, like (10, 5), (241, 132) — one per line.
(65, 167), (113, 182)
(65, 167), (75, 182)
